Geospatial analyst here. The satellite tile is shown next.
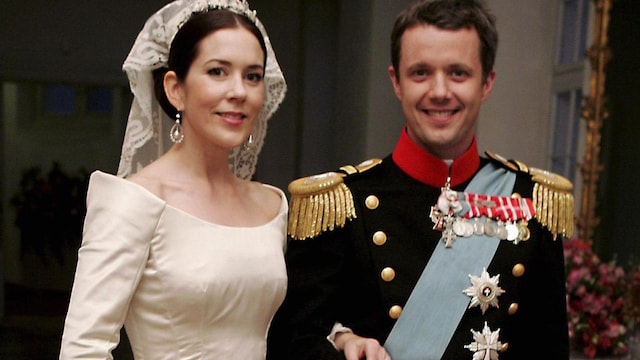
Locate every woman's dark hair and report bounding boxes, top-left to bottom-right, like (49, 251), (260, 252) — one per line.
(390, 0), (498, 83)
(154, 9), (267, 118)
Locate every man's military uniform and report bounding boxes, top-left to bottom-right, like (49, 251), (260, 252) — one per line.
(267, 129), (572, 360)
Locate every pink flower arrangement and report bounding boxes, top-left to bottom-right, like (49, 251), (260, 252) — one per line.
(564, 238), (639, 358)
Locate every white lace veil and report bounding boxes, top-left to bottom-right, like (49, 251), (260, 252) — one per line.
(117, 0), (286, 179)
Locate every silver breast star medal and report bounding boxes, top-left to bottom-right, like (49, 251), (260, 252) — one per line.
(463, 268), (505, 314)
(429, 177), (463, 247)
(464, 322), (507, 360)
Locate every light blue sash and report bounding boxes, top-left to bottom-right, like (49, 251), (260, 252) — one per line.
(384, 162), (515, 360)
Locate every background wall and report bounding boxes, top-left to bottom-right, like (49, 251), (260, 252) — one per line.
(0, 0), (586, 315)
(5, 0), (638, 358)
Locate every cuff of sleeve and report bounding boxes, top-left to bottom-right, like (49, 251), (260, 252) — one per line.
(326, 322), (353, 350)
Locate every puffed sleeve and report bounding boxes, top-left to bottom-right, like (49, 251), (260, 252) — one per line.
(59, 171), (165, 360)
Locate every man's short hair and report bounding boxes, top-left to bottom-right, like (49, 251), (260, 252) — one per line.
(390, 0), (498, 82)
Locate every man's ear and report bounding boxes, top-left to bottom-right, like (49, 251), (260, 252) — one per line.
(481, 70), (496, 102)
(164, 70), (184, 110)
(388, 65), (402, 101)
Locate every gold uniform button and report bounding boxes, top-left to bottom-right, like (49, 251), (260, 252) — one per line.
(508, 303), (519, 315)
(381, 267), (396, 282)
(512, 263), (525, 278)
(389, 305), (403, 319)
(365, 195), (379, 210)
(372, 231), (387, 246)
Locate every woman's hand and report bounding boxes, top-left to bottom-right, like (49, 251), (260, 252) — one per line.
(334, 332), (392, 360)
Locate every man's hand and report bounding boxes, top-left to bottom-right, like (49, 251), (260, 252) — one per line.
(334, 332), (392, 360)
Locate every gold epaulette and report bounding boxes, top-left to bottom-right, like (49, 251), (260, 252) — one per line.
(486, 151), (574, 239)
(288, 159), (382, 240)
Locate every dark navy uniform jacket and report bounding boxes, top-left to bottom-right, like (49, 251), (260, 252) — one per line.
(268, 131), (570, 360)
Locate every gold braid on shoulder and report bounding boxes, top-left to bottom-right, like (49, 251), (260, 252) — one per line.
(288, 159), (382, 240)
(486, 151), (574, 239)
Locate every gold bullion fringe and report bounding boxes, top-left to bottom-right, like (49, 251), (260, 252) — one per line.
(533, 182), (574, 240)
(288, 182), (356, 240)
(488, 151), (575, 240)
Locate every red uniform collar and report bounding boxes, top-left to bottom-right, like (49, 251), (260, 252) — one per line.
(391, 127), (480, 188)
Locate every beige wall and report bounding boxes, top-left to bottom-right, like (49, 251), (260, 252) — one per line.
(480, 0), (560, 168)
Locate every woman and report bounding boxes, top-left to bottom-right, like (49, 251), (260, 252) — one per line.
(59, 0), (287, 358)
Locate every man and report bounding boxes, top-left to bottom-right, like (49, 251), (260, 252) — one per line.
(268, 0), (572, 359)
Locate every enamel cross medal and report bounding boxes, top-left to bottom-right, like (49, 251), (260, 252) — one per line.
(429, 177), (463, 248)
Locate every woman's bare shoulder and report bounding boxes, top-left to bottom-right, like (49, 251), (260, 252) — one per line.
(249, 181), (284, 214)
(126, 164), (168, 199)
